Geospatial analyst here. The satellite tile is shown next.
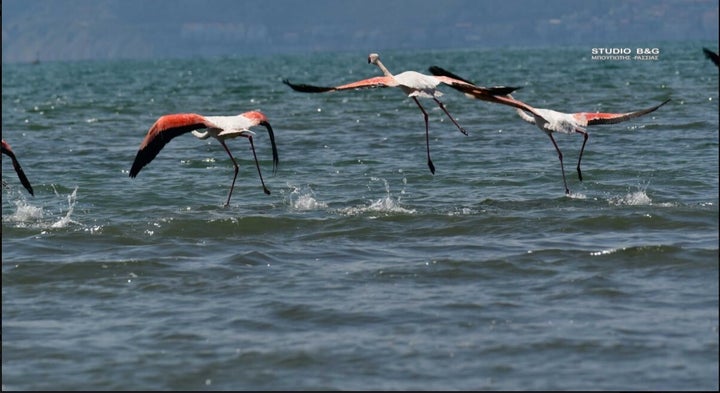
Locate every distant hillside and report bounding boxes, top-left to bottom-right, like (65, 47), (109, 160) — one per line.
(2, 0), (718, 63)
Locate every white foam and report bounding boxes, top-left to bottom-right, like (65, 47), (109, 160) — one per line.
(339, 177), (416, 216)
(294, 193), (328, 210)
(3, 186), (84, 230)
(288, 184), (328, 211)
(3, 185), (44, 225)
(615, 190), (652, 206)
(50, 186), (80, 228)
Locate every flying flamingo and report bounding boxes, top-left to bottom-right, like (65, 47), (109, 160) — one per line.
(283, 53), (519, 174)
(2, 139), (34, 196)
(428, 66), (670, 194)
(129, 110), (279, 206)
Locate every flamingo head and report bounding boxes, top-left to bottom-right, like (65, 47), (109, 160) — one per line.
(368, 53), (380, 64)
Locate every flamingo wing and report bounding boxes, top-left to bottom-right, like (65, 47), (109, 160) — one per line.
(129, 113), (212, 178)
(581, 99), (671, 125)
(283, 76), (395, 93)
(428, 66), (474, 84)
(1, 141), (34, 196)
(428, 66), (522, 96)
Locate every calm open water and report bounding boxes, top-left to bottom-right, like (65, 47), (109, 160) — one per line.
(2, 44), (718, 390)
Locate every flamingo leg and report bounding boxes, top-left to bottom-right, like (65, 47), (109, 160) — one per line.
(412, 97), (436, 174)
(219, 140), (241, 207)
(547, 133), (570, 195)
(433, 97), (468, 136)
(574, 129), (589, 182)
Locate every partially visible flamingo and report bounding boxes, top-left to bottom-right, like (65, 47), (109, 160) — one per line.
(283, 53), (519, 174)
(129, 110), (278, 206)
(428, 66), (671, 194)
(703, 48), (719, 67)
(2, 139), (34, 196)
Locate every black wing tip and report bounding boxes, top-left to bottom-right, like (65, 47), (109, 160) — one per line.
(282, 79), (334, 93)
(17, 171), (34, 195)
(2, 144), (34, 195)
(653, 98), (671, 111)
(24, 183), (35, 196)
(428, 65), (474, 84)
(282, 78), (300, 89)
(487, 86), (523, 95)
(129, 158), (146, 178)
(428, 65), (445, 75)
(429, 65), (519, 95)
(703, 48), (720, 66)
(129, 151), (150, 178)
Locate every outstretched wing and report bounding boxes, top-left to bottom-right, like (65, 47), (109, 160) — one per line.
(428, 65), (521, 95)
(283, 76), (395, 93)
(582, 99), (671, 125)
(428, 65), (474, 84)
(129, 113), (210, 177)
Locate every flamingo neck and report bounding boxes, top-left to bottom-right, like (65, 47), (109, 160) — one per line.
(373, 59), (393, 77)
(515, 108), (536, 124)
(191, 130), (212, 140)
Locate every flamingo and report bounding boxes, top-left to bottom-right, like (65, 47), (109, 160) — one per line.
(283, 53), (519, 174)
(2, 139), (34, 196)
(702, 48), (719, 67)
(129, 110), (279, 206)
(428, 66), (670, 195)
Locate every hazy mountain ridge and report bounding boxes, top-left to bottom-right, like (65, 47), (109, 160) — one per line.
(2, 0), (718, 63)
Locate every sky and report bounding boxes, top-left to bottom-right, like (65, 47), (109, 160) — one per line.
(2, 0), (718, 63)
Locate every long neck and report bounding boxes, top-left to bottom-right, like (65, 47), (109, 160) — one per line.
(191, 130), (212, 140)
(501, 93), (535, 124)
(515, 108), (536, 124)
(373, 59), (393, 77)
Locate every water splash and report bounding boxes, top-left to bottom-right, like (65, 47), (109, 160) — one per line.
(50, 186), (80, 228)
(608, 182), (653, 206)
(2, 185), (82, 230)
(612, 190), (652, 206)
(287, 184), (328, 211)
(340, 177), (416, 216)
(9, 198), (44, 223)
(3, 185), (44, 225)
